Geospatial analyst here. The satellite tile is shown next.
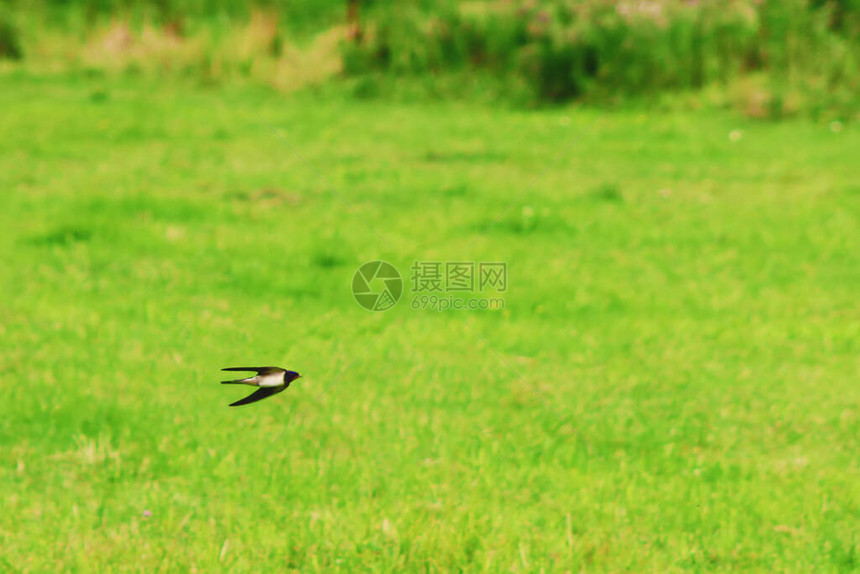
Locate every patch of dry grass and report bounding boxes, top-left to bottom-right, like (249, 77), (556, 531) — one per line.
(20, 11), (343, 91)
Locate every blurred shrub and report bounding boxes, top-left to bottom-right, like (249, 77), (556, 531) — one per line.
(343, 0), (859, 116)
(0, 4), (23, 59)
(1, 0), (856, 116)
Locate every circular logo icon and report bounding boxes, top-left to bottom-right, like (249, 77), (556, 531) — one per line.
(352, 261), (402, 311)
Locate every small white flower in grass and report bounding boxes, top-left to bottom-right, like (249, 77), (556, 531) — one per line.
(142, 510), (152, 518)
(830, 121), (843, 133)
(729, 129), (743, 142)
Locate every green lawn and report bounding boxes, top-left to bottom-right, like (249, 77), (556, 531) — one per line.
(0, 72), (857, 572)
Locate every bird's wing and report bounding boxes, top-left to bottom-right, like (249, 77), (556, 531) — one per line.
(229, 386), (282, 407)
(222, 366), (284, 376)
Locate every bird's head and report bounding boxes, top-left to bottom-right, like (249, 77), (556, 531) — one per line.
(285, 371), (302, 383)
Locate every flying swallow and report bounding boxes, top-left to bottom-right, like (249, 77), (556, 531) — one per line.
(221, 366), (301, 407)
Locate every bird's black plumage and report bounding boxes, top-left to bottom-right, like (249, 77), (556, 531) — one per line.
(222, 366), (284, 375)
(228, 386), (283, 407)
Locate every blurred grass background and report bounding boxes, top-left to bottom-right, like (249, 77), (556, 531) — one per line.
(1, 0), (858, 117)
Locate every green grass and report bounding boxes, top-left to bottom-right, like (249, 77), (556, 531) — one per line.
(0, 72), (858, 572)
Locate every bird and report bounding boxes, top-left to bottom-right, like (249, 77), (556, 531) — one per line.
(221, 366), (301, 407)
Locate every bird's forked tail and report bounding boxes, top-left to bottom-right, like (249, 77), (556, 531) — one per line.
(221, 378), (254, 385)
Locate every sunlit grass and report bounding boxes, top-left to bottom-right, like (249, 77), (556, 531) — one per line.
(0, 73), (857, 571)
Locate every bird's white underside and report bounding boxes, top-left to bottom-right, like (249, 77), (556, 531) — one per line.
(256, 372), (284, 387)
